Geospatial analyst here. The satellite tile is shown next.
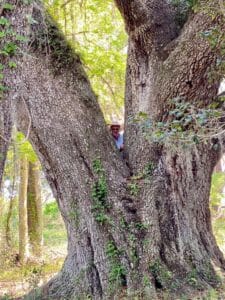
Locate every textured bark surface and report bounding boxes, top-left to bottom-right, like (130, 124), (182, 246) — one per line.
(27, 161), (43, 256)
(0, 98), (12, 187)
(2, 0), (225, 299)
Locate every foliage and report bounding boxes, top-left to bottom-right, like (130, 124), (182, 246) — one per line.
(0, 197), (66, 296)
(210, 172), (225, 208)
(44, 0), (127, 122)
(16, 132), (38, 163)
(44, 201), (59, 219)
(105, 240), (126, 290)
(0, 2), (28, 98)
(43, 201), (67, 247)
(0, 258), (64, 295)
(128, 182), (139, 196)
(149, 260), (173, 289)
(210, 172), (225, 249)
(92, 158), (105, 175)
(91, 159), (109, 225)
(132, 96), (225, 147)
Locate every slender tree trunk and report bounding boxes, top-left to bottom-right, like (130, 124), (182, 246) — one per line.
(3, 0), (225, 299)
(5, 143), (17, 247)
(5, 197), (16, 247)
(18, 156), (29, 264)
(27, 161), (43, 256)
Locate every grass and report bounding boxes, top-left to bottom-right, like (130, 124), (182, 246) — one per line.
(43, 220), (67, 247)
(0, 257), (64, 282)
(0, 257), (65, 298)
(0, 201), (67, 298)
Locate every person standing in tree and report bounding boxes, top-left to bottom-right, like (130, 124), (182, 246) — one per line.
(110, 123), (124, 151)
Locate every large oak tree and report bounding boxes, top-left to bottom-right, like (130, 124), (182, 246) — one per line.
(1, 0), (225, 298)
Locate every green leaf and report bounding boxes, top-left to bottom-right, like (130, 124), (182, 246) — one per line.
(0, 84), (7, 91)
(3, 3), (14, 10)
(8, 61), (17, 68)
(0, 17), (10, 26)
(16, 132), (38, 162)
(2, 42), (17, 55)
(15, 34), (28, 42)
(138, 111), (148, 119)
(43, 0), (127, 121)
(0, 31), (6, 38)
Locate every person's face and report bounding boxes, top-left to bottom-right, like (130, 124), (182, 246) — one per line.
(111, 126), (120, 139)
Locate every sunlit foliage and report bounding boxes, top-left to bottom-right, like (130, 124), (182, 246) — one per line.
(210, 172), (225, 251)
(44, 0), (127, 122)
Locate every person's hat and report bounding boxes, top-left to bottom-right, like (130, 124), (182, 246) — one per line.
(110, 123), (121, 129)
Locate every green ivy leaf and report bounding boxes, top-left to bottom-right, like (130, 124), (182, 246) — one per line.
(0, 31), (6, 38)
(2, 42), (17, 55)
(8, 61), (17, 68)
(3, 3), (14, 10)
(0, 84), (7, 92)
(0, 17), (10, 26)
(15, 34), (29, 42)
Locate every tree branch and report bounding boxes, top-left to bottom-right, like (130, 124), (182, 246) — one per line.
(156, 11), (225, 120)
(114, 0), (178, 55)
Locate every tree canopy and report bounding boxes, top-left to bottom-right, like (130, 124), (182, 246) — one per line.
(44, 0), (127, 122)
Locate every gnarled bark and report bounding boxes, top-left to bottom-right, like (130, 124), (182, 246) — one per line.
(2, 0), (225, 298)
(0, 98), (12, 187)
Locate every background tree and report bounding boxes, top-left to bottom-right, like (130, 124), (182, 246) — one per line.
(17, 132), (43, 258)
(2, 132), (43, 256)
(18, 155), (29, 265)
(1, 0), (225, 299)
(27, 161), (43, 257)
(5, 141), (17, 247)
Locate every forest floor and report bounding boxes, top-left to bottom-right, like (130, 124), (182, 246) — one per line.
(1, 251), (225, 300)
(1, 198), (225, 300)
(0, 245), (66, 299)
(0, 201), (67, 300)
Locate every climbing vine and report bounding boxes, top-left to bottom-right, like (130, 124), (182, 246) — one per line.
(0, 1), (28, 99)
(132, 95), (225, 147)
(105, 240), (127, 292)
(91, 158), (110, 225)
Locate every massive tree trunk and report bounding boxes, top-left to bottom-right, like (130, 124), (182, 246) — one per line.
(2, 0), (225, 298)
